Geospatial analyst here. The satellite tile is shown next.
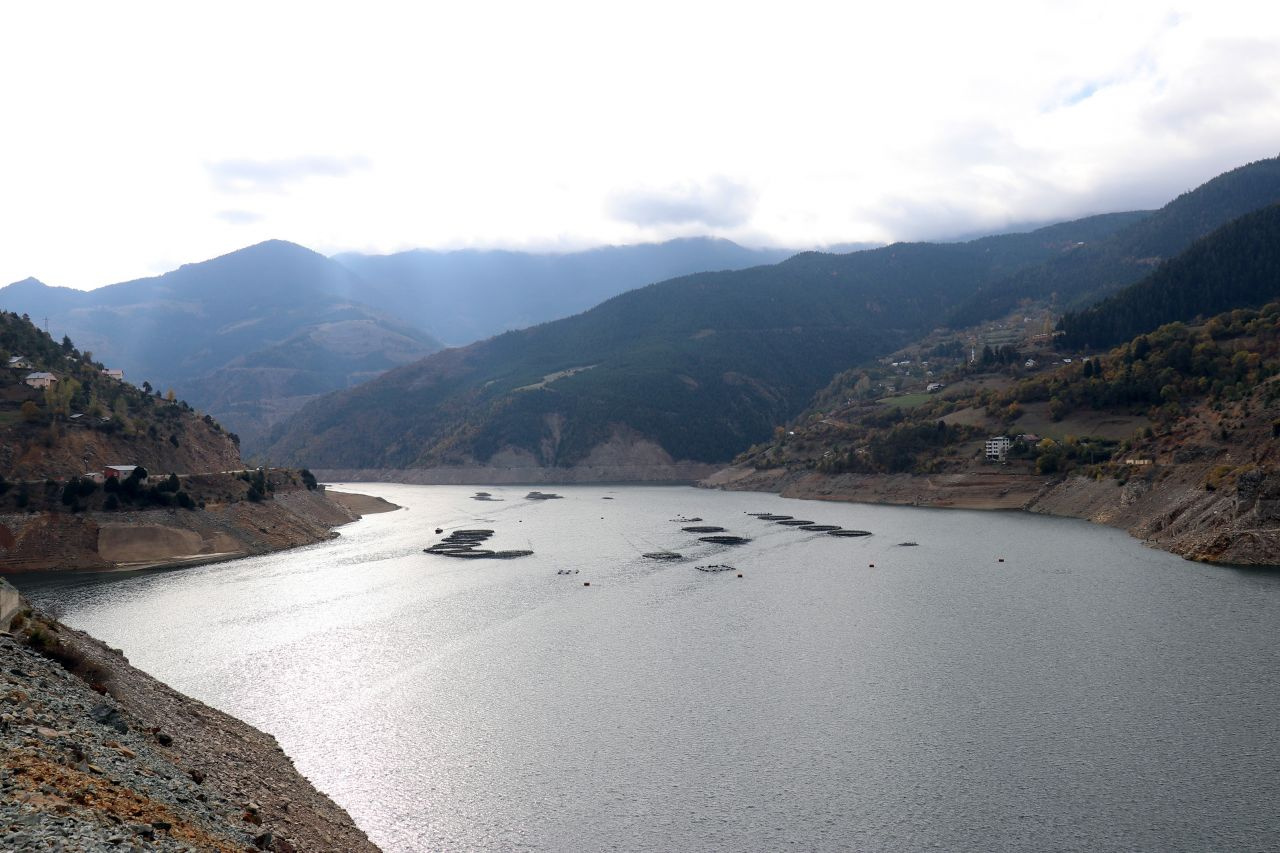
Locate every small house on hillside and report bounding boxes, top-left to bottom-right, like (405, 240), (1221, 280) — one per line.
(104, 465), (144, 482)
(24, 371), (56, 389)
(926, 382), (944, 392)
(985, 435), (1012, 462)
(101, 368), (125, 381)
(8, 356), (32, 370)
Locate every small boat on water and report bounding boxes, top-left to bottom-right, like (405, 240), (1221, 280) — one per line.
(898, 541), (919, 547)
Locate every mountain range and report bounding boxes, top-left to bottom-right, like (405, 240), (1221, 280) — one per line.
(266, 155), (1280, 474)
(4, 154), (1278, 477)
(264, 211), (1151, 470)
(0, 237), (801, 453)
(333, 238), (801, 346)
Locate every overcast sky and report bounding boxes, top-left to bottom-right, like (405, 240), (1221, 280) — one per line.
(2, 1), (1278, 289)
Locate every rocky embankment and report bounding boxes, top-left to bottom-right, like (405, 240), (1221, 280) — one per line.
(0, 580), (377, 851)
(0, 487), (377, 574)
(704, 462), (1280, 566)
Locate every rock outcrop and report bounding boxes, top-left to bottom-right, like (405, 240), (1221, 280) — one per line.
(0, 580), (378, 851)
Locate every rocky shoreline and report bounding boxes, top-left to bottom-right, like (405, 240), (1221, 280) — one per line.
(1, 579), (377, 852)
(702, 463), (1280, 567)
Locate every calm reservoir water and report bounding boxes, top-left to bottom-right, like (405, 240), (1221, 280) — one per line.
(10, 484), (1280, 852)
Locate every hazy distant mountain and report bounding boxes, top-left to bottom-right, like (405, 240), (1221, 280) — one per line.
(951, 155), (1280, 326)
(267, 212), (1145, 471)
(333, 237), (800, 345)
(0, 241), (442, 451)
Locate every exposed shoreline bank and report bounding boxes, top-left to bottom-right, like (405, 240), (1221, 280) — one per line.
(312, 464), (716, 486)
(0, 488), (399, 576)
(700, 464), (1280, 567)
(323, 489), (401, 517)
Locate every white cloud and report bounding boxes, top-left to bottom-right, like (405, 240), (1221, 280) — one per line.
(0, 0), (1277, 288)
(607, 178), (757, 228)
(207, 157), (371, 194)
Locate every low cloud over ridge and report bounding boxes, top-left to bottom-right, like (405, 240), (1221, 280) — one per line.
(607, 177), (757, 228)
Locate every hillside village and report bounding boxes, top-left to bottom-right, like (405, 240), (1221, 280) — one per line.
(0, 312), (372, 573)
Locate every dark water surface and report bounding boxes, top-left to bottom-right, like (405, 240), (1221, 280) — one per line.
(11, 485), (1280, 852)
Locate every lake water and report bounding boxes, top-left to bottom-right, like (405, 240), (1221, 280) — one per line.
(10, 484), (1280, 852)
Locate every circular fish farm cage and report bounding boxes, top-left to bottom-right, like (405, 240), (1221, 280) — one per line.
(799, 524), (842, 531)
(643, 552), (684, 560)
(776, 519), (814, 526)
(682, 526), (726, 533)
(695, 564), (737, 573)
(698, 535), (751, 545)
(827, 529), (873, 537)
(670, 517), (703, 522)
(424, 529), (532, 558)
(756, 514), (792, 521)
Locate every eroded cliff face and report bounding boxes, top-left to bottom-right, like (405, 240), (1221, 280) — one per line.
(1029, 464), (1280, 566)
(0, 581), (378, 851)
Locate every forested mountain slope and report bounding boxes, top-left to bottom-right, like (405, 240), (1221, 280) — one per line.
(1058, 204), (1280, 349)
(950, 155), (1280, 325)
(267, 213), (1147, 471)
